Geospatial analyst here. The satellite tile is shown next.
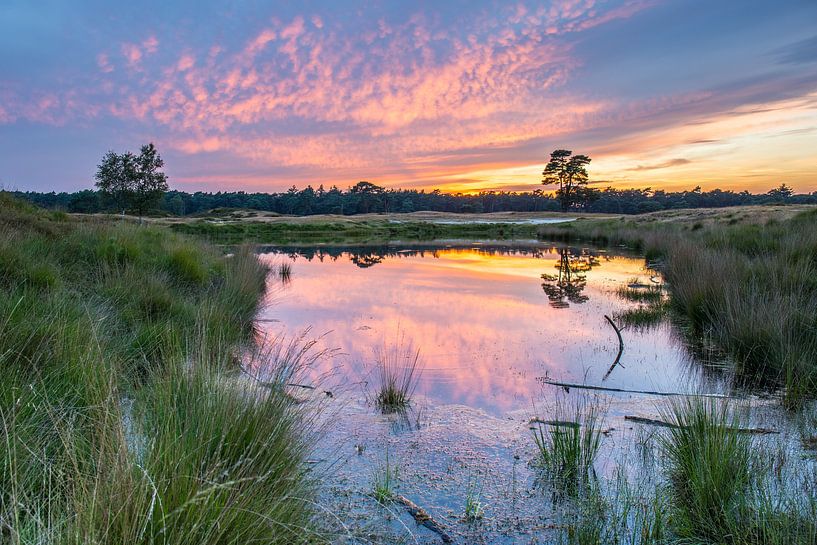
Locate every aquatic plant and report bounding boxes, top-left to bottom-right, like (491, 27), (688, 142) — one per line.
(614, 302), (668, 329)
(371, 338), (424, 413)
(616, 283), (663, 303)
(278, 261), (292, 283)
(463, 474), (485, 522)
(372, 448), (398, 504)
(532, 397), (604, 491)
(659, 397), (753, 542)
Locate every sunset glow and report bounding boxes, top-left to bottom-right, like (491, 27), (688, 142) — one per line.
(1, 1), (815, 193)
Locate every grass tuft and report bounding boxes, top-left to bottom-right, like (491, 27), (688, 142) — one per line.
(371, 337), (424, 414)
(532, 396), (604, 493)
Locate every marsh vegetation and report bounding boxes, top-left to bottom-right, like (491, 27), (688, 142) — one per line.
(0, 194), (319, 544)
(537, 207), (817, 409)
(4, 191), (816, 544)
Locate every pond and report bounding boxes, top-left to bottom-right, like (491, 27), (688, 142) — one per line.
(256, 241), (725, 416)
(250, 241), (798, 544)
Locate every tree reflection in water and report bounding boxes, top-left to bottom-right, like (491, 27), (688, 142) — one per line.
(540, 247), (600, 308)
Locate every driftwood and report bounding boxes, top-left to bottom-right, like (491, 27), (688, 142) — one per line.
(529, 418), (580, 428)
(602, 315), (624, 381)
(395, 495), (453, 544)
(625, 415), (778, 434)
(538, 378), (731, 398)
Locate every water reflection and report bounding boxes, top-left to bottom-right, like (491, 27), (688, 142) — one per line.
(256, 242), (718, 415)
(540, 248), (602, 308)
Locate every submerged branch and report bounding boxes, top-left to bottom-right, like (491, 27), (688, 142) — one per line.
(395, 495), (453, 544)
(529, 418), (581, 428)
(624, 415), (778, 434)
(602, 314), (624, 381)
(538, 377), (732, 398)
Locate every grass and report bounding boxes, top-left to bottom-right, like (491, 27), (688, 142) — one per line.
(372, 448), (398, 504)
(278, 261), (292, 283)
(616, 283), (663, 303)
(370, 338), (424, 414)
(463, 474), (485, 522)
(657, 397), (817, 544)
(614, 303), (668, 329)
(659, 397), (754, 542)
(537, 208), (817, 409)
(0, 192), (319, 544)
(549, 396), (817, 545)
(532, 397), (604, 493)
(170, 217), (541, 244)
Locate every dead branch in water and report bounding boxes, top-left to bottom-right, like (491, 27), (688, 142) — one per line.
(624, 415), (778, 434)
(538, 377), (732, 398)
(602, 315), (624, 381)
(395, 495), (453, 544)
(529, 418), (580, 428)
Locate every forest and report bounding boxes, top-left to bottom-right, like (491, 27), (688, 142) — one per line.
(10, 181), (812, 217)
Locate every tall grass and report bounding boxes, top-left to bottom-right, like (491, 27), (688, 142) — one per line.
(659, 397), (754, 541)
(659, 397), (817, 544)
(532, 397), (604, 492)
(0, 193), (319, 544)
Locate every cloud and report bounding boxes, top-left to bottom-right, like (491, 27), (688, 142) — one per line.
(121, 43), (142, 67)
(774, 35), (817, 65)
(3, 1), (815, 194)
(628, 158), (691, 171)
(96, 53), (113, 73)
(143, 35), (159, 54)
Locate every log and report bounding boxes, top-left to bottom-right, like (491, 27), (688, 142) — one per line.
(538, 377), (731, 398)
(395, 495), (453, 544)
(624, 415), (778, 434)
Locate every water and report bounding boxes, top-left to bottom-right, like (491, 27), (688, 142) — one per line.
(250, 241), (803, 544)
(256, 241), (722, 415)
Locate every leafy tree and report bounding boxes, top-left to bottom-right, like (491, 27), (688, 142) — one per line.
(766, 183), (793, 202)
(350, 181), (386, 213)
(94, 143), (169, 218)
(542, 149), (592, 211)
(94, 150), (136, 215)
(67, 189), (101, 213)
(131, 143), (169, 217)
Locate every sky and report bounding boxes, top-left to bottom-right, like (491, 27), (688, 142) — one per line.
(1, 0), (815, 194)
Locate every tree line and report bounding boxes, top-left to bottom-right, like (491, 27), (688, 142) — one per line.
(13, 182), (813, 216)
(8, 144), (814, 216)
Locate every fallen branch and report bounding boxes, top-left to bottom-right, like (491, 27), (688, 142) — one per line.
(624, 415), (778, 434)
(602, 315), (624, 381)
(287, 382), (316, 390)
(529, 418), (580, 428)
(395, 495), (453, 544)
(538, 377), (732, 398)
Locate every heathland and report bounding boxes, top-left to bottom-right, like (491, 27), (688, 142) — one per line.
(0, 193), (319, 544)
(3, 192), (817, 544)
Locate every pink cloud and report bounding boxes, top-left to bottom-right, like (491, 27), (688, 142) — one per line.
(177, 53), (195, 72)
(96, 53), (113, 73)
(143, 35), (159, 54)
(121, 43), (142, 67)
